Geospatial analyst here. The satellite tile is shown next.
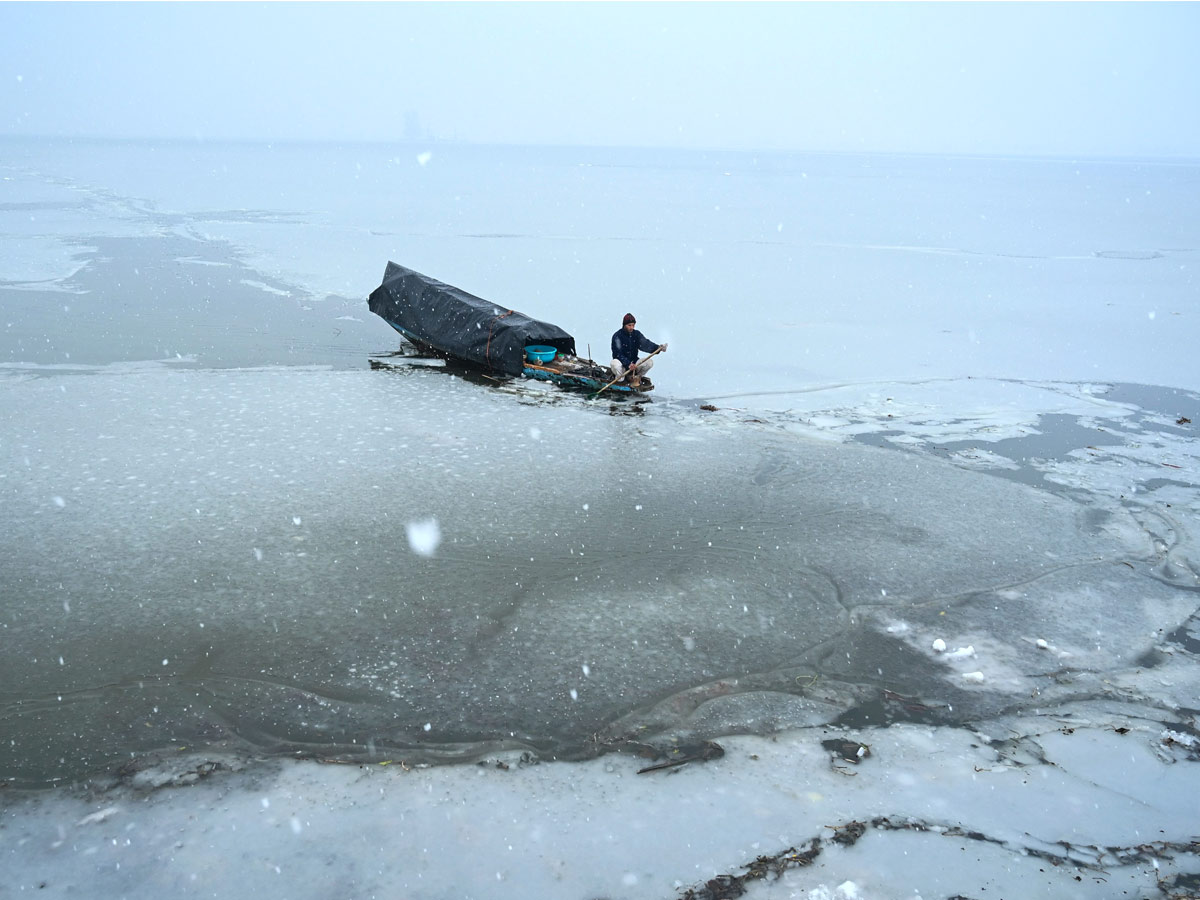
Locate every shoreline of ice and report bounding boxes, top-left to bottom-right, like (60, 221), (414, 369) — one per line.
(5, 713), (1198, 900)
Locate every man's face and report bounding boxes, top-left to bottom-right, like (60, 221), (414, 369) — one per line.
(624, 322), (635, 331)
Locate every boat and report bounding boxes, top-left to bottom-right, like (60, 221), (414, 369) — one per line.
(367, 262), (653, 394)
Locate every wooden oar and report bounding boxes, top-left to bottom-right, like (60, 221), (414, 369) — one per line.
(590, 344), (665, 399)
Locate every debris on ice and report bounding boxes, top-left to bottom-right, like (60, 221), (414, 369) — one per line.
(1162, 729), (1198, 750)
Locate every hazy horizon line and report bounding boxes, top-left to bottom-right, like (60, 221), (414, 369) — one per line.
(4, 132), (1197, 166)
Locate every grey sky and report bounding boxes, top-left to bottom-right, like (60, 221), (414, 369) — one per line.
(3, 1), (1198, 157)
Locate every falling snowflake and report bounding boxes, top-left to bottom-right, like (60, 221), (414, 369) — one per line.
(406, 519), (442, 557)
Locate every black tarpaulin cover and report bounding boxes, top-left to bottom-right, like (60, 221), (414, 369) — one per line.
(368, 262), (576, 375)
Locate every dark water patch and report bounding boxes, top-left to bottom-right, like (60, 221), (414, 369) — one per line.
(1132, 647), (1167, 669)
(1101, 382), (1199, 430)
(947, 413), (1130, 458)
(1165, 872), (1200, 894)
(819, 629), (976, 728)
(1143, 478), (1198, 492)
(830, 694), (947, 729)
(1166, 620), (1200, 655)
(853, 427), (1065, 491)
(0, 233), (379, 369)
(849, 384), (1198, 500)
(926, 413), (1126, 492)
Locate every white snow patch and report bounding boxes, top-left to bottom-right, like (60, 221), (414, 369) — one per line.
(76, 806), (120, 826)
(1162, 729), (1198, 750)
(174, 256), (231, 268)
(240, 279), (291, 297)
(807, 882), (863, 900)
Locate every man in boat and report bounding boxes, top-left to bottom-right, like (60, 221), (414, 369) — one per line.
(611, 313), (666, 388)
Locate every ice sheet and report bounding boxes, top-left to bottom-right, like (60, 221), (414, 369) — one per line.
(1, 139), (1197, 900)
(4, 722), (1197, 900)
(3, 140), (1198, 393)
(1, 366), (1193, 789)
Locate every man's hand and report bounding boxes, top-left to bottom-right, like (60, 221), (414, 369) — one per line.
(659, 343), (668, 353)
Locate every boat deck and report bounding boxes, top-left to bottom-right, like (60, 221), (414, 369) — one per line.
(523, 354), (653, 393)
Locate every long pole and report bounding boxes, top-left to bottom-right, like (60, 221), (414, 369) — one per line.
(590, 344), (664, 399)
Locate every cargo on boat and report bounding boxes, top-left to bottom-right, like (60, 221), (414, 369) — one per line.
(368, 262), (652, 393)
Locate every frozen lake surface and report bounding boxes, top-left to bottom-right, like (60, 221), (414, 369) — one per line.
(2, 139), (1198, 898)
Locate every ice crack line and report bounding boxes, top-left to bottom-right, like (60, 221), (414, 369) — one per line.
(674, 816), (1200, 900)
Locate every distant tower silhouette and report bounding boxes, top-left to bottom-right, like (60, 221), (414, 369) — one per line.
(403, 111), (421, 142)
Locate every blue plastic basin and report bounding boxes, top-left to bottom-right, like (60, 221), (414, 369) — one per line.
(525, 345), (557, 364)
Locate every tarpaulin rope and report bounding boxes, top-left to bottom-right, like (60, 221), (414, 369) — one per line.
(485, 310), (514, 369)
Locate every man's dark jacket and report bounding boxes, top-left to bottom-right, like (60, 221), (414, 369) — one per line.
(611, 328), (659, 369)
